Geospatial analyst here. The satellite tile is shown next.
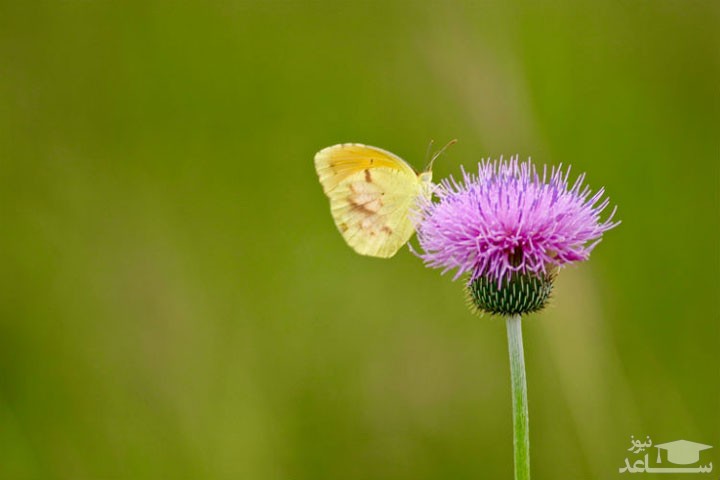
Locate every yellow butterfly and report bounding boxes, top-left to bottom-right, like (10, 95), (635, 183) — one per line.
(314, 141), (455, 258)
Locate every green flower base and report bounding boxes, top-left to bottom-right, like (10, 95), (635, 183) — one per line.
(467, 272), (554, 316)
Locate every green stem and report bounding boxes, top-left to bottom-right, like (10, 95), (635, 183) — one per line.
(506, 314), (530, 480)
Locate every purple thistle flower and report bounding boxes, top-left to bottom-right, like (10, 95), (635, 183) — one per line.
(414, 156), (619, 286)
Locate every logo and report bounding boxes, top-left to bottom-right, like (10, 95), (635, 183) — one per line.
(619, 436), (713, 474)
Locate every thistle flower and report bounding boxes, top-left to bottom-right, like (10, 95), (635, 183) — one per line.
(412, 155), (618, 480)
(415, 156), (618, 315)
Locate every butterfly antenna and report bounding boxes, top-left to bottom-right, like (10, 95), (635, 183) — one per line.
(424, 139), (435, 167)
(425, 138), (457, 172)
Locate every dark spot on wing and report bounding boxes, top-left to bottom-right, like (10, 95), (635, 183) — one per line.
(364, 169), (372, 182)
(348, 196), (383, 214)
(381, 226), (393, 235)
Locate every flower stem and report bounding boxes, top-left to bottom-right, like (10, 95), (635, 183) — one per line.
(506, 314), (530, 480)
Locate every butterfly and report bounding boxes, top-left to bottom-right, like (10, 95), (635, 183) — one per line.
(314, 141), (455, 258)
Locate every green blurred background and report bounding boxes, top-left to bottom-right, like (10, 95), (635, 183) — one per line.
(1, 1), (718, 478)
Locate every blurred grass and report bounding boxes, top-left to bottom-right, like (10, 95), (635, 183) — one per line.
(0, 0), (718, 479)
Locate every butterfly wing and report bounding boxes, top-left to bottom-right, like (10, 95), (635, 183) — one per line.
(315, 143), (425, 258)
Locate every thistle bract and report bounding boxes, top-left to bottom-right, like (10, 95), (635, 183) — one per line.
(467, 271), (555, 316)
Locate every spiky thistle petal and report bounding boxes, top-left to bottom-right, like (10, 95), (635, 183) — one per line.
(414, 156), (619, 290)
